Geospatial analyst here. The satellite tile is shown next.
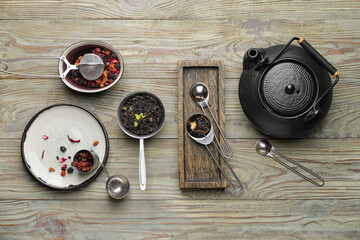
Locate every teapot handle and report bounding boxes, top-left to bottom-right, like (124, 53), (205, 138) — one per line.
(298, 38), (338, 77)
(296, 38), (339, 118)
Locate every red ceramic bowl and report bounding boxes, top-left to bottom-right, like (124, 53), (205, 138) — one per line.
(58, 41), (124, 93)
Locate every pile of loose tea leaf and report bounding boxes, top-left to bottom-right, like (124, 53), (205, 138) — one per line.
(187, 114), (211, 138)
(71, 47), (120, 88)
(121, 94), (164, 136)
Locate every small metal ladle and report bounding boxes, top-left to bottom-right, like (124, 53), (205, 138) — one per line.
(190, 82), (233, 158)
(255, 139), (324, 186)
(186, 114), (242, 191)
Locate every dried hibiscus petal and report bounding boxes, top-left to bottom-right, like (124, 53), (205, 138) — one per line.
(60, 157), (67, 163)
(42, 135), (49, 140)
(68, 135), (80, 143)
(41, 150), (45, 160)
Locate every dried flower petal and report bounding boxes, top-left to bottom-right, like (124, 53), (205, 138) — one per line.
(68, 135), (80, 143)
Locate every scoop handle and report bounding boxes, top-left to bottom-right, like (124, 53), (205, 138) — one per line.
(139, 139), (146, 191)
(0, 56), (78, 78)
(269, 149), (325, 187)
(298, 38), (338, 77)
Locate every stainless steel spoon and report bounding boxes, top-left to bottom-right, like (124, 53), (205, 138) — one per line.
(186, 114), (242, 191)
(190, 82), (233, 158)
(255, 139), (324, 186)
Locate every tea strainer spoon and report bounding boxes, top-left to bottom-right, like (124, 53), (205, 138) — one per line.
(255, 139), (324, 186)
(190, 82), (233, 158)
(186, 114), (242, 191)
(0, 53), (104, 80)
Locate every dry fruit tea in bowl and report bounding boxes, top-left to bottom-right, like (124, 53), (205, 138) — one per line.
(59, 41), (124, 93)
(0, 41), (124, 93)
(117, 92), (166, 191)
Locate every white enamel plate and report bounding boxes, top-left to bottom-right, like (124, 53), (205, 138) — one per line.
(21, 104), (109, 190)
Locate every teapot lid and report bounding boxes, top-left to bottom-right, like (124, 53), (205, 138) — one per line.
(260, 61), (317, 116)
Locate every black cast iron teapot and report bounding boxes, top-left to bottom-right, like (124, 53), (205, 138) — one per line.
(239, 37), (339, 138)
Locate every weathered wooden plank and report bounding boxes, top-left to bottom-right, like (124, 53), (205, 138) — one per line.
(0, 19), (358, 81)
(0, 199), (359, 240)
(0, 0), (359, 20)
(1, 138), (360, 200)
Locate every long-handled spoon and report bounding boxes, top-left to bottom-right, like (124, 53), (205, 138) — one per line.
(255, 139), (324, 186)
(190, 82), (233, 158)
(186, 114), (242, 190)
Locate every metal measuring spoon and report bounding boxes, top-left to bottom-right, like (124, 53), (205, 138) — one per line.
(190, 82), (233, 158)
(255, 139), (324, 186)
(74, 149), (130, 199)
(186, 114), (242, 191)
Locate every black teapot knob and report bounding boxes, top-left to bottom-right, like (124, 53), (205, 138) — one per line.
(285, 84), (295, 94)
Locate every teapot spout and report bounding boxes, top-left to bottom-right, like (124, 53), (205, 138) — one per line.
(243, 48), (264, 69)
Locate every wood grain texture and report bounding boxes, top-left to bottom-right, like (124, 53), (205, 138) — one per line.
(1, 199), (360, 240)
(178, 60), (226, 188)
(0, 19), (358, 80)
(1, 138), (360, 201)
(0, 19), (359, 139)
(0, 0), (359, 20)
(0, 1), (360, 239)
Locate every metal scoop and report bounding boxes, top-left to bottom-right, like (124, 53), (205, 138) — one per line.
(255, 139), (324, 186)
(186, 114), (242, 191)
(0, 53), (104, 80)
(190, 82), (233, 158)
(74, 149), (130, 199)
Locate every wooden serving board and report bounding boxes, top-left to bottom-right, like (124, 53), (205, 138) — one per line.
(178, 60), (227, 189)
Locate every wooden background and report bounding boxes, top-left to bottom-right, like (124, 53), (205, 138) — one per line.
(0, 0), (359, 239)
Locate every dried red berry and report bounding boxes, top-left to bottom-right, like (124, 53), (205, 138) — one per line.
(93, 140), (99, 146)
(61, 164), (67, 171)
(42, 135), (49, 140)
(67, 135), (80, 143)
(61, 171), (66, 177)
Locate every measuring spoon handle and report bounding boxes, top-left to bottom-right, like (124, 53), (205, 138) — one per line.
(270, 149), (325, 187)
